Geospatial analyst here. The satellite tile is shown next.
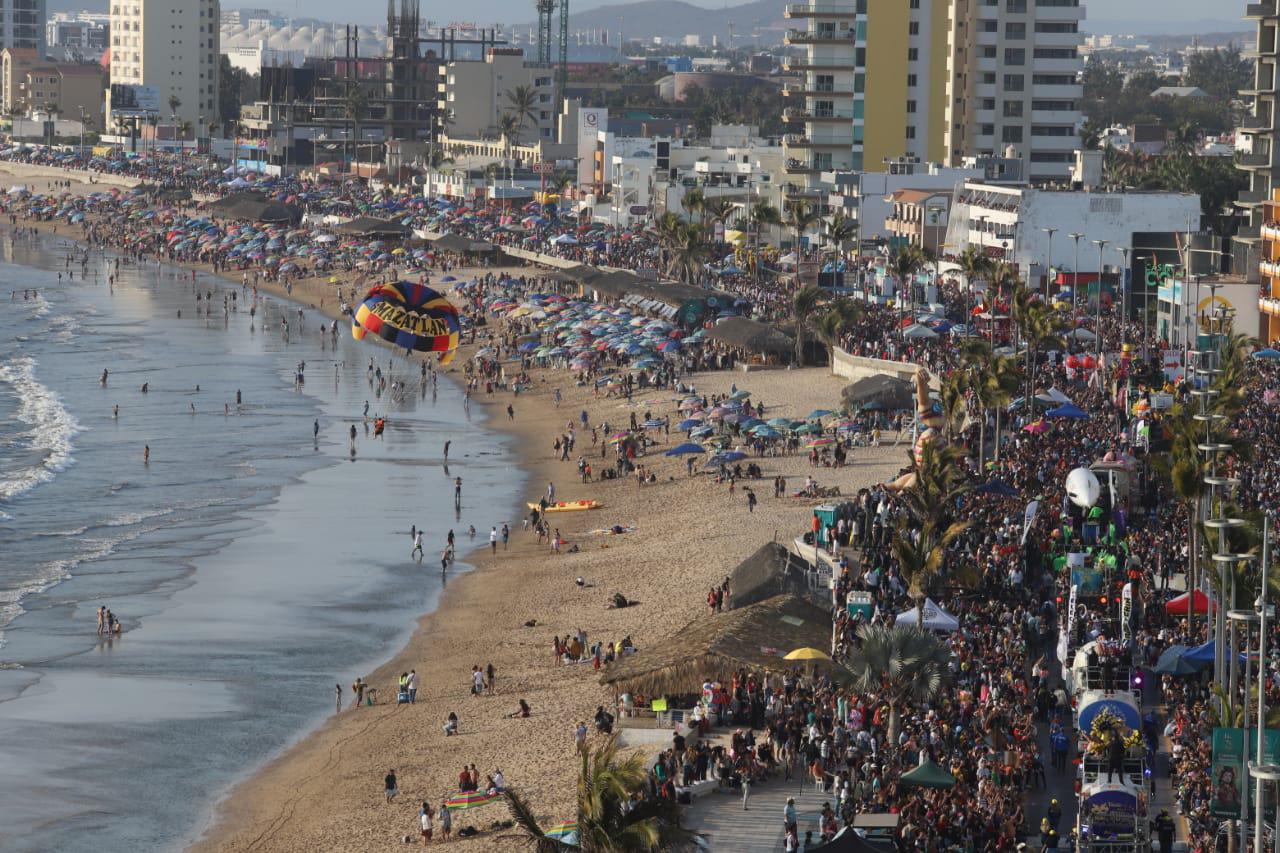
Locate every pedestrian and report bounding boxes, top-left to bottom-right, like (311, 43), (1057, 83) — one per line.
(501, 523), (510, 550)
(741, 773), (751, 810)
(490, 526), (498, 553)
(472, 665), (485, 696)
(384, 769), (398, 803)
(335, 683), (343, 713)
(439, 800), (452, 839)
(486, 662), (496, 695)
(407, 669), (418, 703)
(419, 801), (434, 842)
(746, 488), (757, 513)
(575, 720), (588, 754)
(412, 530), (424, 559)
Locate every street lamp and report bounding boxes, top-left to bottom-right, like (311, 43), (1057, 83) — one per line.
(1092, 238), (1108, 361)
(1069, 232), (1083, 334)
(1115, 246), (1130, 348)
(1041, 226), (1057, 300)
(76, 104), (84, 157)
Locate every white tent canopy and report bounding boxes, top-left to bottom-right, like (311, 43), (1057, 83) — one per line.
(895, 598), (960, 632)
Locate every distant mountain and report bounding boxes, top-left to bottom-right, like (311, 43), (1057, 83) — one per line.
(1082, 17), (1251, 37)
(520, 0), (786, 47)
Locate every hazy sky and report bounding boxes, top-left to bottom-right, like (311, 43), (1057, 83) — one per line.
(230, 0), (1246, 32)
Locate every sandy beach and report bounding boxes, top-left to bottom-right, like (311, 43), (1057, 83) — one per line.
(0, 181), (904, 850)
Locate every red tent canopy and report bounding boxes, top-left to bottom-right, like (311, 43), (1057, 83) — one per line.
(1165, 590), (1214, 615)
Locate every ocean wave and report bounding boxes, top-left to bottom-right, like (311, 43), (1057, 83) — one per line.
(0, 355), (82, 504)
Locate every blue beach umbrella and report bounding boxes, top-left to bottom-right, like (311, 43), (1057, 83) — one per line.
(1046, 403), (1089, 419)
(664, 442), (706, 456)
(1253, 348), (1280, 360)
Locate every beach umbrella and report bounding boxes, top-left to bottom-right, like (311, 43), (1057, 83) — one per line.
(807, 409), (835, 420)
(690, 425), (715, 438)
(976, 480), (1018, 497)
(711, 450), (748, 463)
(805, 438), (835, 448)
(546, 821), (579, 844)
(664, 442), (705, 456)
(1022, 420), (1050, 434)
(729, 389), (751, 400)
(444, 791), (501, 810)
(1153, 644), (1202, 676)
(676, 418), (703, 430)
(1254, 348), (1280, 360)
(784, 647), (832, 662)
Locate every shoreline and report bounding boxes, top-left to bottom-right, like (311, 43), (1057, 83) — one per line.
(3, 171), (907, 851)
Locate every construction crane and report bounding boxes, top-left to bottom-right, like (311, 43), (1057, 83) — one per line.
(535, 0), (569, 108)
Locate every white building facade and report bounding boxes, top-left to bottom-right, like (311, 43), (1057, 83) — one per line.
(108, 0), (220, 130)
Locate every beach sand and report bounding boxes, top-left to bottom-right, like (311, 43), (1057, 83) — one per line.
(6, 194), (905, 850)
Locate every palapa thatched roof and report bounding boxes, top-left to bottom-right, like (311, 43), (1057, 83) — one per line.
(704, 316), (794, 355)
(841, 375), (914, 411)
(429, 233), (475, 253)
(205, 191), (303, 225)
(727, 542), (811, 609)
(598, 594), (831, 696)
(338, 216), (410, 237)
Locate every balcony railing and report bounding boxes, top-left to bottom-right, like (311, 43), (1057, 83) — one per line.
(782, 84), (854, 97)
(784, 28), (856, 43)
(783, 107), (856, 121)
(784, 3), (859, 16)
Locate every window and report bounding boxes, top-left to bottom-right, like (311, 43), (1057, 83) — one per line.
(979, 19), (997, 31)
(908, 21), (919, 35)
(1003, 100), (1023, 117)
(910, 0), (920, 6)
(907, 47), (918, 61)
(982, 72), (996, 84)
(907, 74), (917, 87)
(906, 99), (916, 113)
(855, 47), (865, 65)
(1030, 151), (1073, 162)
(1002, 126), (1023, 142)
(981, 46), (996, 58)
(1032, 99), (1077, 110)
(1005, 22), (1025, 38)
(1004, 48), (1025, 65)
(1003, 73), (1024, 91)
(981, 98), (996, 109)
(979, 124), (994, 136)
(1032, 125), (1075, 136)
(906, 125), (916, 139)
(1032, 74), (1074, 85)
(1035, 21), (1077, 32)
(1006, 0), (1026, 9)
(1035, 48), (1078, 59)
(853, 73), (865, 93)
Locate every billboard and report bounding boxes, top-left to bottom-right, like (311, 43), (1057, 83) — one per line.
(109, 84), (160, 116)
(1212, 727), (1280, 818)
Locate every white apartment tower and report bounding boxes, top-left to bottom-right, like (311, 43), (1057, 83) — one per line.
(781, 0), (859, 201)
(944, 0), (1084, 183)
(108, 0), (220, 129)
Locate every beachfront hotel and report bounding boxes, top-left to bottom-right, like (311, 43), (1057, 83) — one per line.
(107, 0), (220, 130)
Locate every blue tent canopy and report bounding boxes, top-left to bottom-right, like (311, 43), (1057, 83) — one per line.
(664, 442), (705, 456)
(1047, 403), (1089, 419)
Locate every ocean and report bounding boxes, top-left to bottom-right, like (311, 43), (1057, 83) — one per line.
(0, 234), (519, 851)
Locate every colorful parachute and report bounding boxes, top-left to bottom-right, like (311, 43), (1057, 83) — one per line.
(351, 282), (461, 364)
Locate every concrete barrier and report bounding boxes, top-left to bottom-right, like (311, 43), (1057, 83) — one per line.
(0, 161), (141, 190)
(830, 347), (922, 384)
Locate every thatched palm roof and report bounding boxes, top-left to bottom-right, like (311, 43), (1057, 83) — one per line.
(429, 233), (474, 253)
(338, 216), (410, 237)
(704, 316), (794, 355)
(598, 594), (831, 696)
(727, 542), (811, 609)
(841, 375), (914, 410)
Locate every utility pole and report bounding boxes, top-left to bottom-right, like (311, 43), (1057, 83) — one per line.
(1092, 238), (1108, 363)
(1040, 226), (1056, 300)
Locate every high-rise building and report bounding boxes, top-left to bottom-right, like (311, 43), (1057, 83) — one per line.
(943, 0), (1084, 183)
(107, 0), (220, 130)
(780, 0), (859, 198)
(1233, 0), (1279, 281)
(0, 0), (45, 53)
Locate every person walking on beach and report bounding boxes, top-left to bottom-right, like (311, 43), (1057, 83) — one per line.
(746, 488), (757, 513)
(419, 801), (434, 842)
(438, 800), (452, 840)
(352, 677), (366, 708)
(384, 769), (398, 803)
(490, 526), (498, 554)
(443, 440), (450, 460)
(501, 523), (509, 550)
(96, 605), (105, 636)
(407, 670), (418, 703)
(741, 774), (751, 810)
(471, 666), (485, 696)
(454, 476), (462, 508)
(412, 530), (424, 560)
(486, 662), (496, 695)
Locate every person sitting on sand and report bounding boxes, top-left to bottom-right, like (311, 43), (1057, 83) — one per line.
(443, 711), (459, 736)
(507, 699), (531, 718)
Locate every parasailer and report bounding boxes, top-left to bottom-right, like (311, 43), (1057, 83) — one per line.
(351, 282), (461, 364)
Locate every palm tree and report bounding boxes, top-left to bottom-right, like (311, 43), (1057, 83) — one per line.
(785, 200), (819, 260)
(889, 245), (925, 323)
(843, 624), (951, 743)
(791, 284), (824, 366)
(653, 211), (684, 277)
(342, 83), (368, 166)
(824, 212), (857, 261)
(504, 84), (539, 153)
(960, 339), (1021, 469)
(680, 187), (705, 224)
(669, 223), (708, 284)
(1015, 286), (1069, 404)
(747, 200), (781, 283)
(701, 196), (737, 234)
(938, 371), (969, 443)
(891, 441), (974, 624)
(958, 247), (991, 331)
(816, 299), (863, 370)
(504, 735), (699, 852)
(167, 94), (181, 118)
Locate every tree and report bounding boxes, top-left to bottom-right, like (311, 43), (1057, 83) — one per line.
(791, 284), (824, 366)
(785, 200), (819, 258)
(680, 187), (704, 224)
(504, 735), (699, 852)
(816, 299), (863, 370)
(1185, 46), (1252, 106)
(343, 82), (369, 163)
(218, 55), (242, 128)
(747, 200), (781, 282)
(958, 247), (992, 309)
(1014, 285), (1069, 404)
(891, 440), (974, 624)
(504, 84), (539, 154)
(167, 94), (181, 119)
(824, 212), (857, 260)
(701, 196), (737, 232)
(843, 624), (950, 743)
(668, 223), (708, 284)
(889, 245), (925, 321)
(960, 339), (1021, 469)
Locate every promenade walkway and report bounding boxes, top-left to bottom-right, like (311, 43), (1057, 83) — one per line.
(684, 773), (836, 852)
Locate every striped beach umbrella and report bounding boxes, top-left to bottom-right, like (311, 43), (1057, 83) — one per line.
(546, 820), (579, 844)
(444, 791), (501, 810)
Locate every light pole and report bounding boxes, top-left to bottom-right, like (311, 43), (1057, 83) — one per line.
(1041, 226), (1056, 300)
(1092, 238), (1108, 362)
(1116, 246), (1130, 349)
(76, 104), (85, 157)
(1069, 232), (1083, 337)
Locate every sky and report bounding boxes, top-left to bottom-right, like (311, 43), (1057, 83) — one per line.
(227, 0), (1246, 33)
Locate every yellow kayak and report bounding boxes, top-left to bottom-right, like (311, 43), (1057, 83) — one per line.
(527, 500), (603, 513)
